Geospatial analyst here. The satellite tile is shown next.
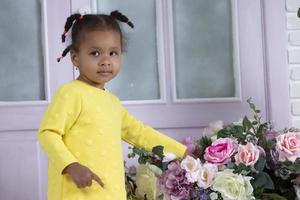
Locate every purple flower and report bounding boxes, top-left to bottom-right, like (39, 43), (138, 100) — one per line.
(266, 148), (279, 170)
(189, 188), (209, 200)
(198, 188), (209, 200)
(181, 136), (196, 154)
(159, 161), (192, 200)
(265, 130), (278, 141)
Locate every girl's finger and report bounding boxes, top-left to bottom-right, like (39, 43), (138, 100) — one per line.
(77, 182), (84, 188)
(91, 173), (105, 188)
(87, 179), (92, 187)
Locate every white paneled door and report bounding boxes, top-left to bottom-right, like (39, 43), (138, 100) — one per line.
(0, 0), (74, 199)
(0, 0), (289, 200)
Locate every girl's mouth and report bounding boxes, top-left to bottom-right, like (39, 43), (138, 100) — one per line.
(97, 71), (112, 75)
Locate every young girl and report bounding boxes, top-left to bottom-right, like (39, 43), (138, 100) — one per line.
(38, 10), (187, 200)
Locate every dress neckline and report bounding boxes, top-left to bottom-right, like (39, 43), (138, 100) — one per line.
(73, 79), (107, 94)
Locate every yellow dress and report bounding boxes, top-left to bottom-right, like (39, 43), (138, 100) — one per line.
(38, 80), (186, 200)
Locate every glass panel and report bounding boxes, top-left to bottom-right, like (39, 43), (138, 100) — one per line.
(173, 0), (235, 99)
(0, 0), (45, 101)
(97, 0), (160, 101)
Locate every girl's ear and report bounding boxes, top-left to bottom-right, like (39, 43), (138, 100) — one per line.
(70, 50), (79, 67)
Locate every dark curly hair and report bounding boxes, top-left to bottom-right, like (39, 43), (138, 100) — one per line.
(57, 10), (134, 62)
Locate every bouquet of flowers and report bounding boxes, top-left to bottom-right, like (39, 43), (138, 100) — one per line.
(125, 99), (300, 200)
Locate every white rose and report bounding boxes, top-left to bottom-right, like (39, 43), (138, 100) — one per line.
(180, 155), (201, 183)
(209, 120), (223, 133)
(202, 128), (215, 138)
(209, 192), (219, 200)
(202, 121), (223, 138)
(163, 152), (177, 162)
(294, 185), (300, 200)
(212, 169), (253, 200)
(197, 162), (218, 189)
(135, 164), (162, 200)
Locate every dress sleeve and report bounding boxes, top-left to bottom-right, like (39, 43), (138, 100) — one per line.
(38, 86), (81, 173)
(120, 106), (186, 158)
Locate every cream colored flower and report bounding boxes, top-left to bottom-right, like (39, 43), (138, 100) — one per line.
(197, 162), (218, 189)
(180, 155), (201, 183)
(210, 192), (219, 200)
(163, 152), (177, 162)
(202, 120), (224, 138)
(294, 185), (300, 200)
(136, 164), (162, 200)
(209, 120), (223, 133)
(212, 169), (253, 200)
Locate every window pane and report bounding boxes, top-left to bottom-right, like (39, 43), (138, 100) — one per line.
(97, 0), (160, 101)
(0, 0), (45, 101)
(173, 0), (235, 99)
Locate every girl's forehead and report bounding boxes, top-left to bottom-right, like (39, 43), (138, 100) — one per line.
(80, 30), (121, 47)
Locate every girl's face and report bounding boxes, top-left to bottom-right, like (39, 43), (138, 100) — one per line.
(71, 30), (122, 89)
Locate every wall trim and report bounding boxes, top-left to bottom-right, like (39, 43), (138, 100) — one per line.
(261, 0), (291, 129)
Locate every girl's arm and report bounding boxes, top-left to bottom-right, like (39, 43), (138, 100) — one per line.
(120, 106), (187, 158)
(38, 85), (81, 174)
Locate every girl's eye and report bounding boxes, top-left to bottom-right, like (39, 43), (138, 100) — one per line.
(90, 51), (100, 56)
(110, 51), (119, 56)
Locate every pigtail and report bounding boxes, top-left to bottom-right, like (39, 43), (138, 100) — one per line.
(110, 10), (134, 28)
(57, 45), (71, 62)
(58, 14), (82, 62)
(61, 13), (81, 42)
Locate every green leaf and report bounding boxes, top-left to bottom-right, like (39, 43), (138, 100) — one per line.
(234, 163), (251, 175)
(243, 116), (253, 132)
(162, 162), (169, 171)
(261, 193), (287, 200)
(254, 172), (274, 190)
(247, 98), (256, 111)
(231, 125), (244, 136)
(282, 162), (300, 173)
(152, 146), (164, 158)
(255, 157), (266, 172)
(294, 164), (300, 173)
(226, 162), (236, 169)
(138, 157), (148, 164)
(256, 123), (268, 141)
(133, 147), (148, 156)
(217, 129), (231, 138)
(196, 136), (212, 149)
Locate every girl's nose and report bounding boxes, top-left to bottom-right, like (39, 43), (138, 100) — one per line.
(99, 55), (111, 66)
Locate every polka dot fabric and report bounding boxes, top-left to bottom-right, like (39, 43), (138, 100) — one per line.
(38, 80), (186, 200)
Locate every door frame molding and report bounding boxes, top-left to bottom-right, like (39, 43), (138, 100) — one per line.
(261, 0), (291, 129)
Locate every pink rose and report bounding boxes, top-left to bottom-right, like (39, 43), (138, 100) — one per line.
(204, 138), (238, 165)
(276, 132), (300, 162)
(235, 143), (260, 166)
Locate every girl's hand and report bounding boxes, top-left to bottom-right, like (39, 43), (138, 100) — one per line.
(62, 162), (105, 189)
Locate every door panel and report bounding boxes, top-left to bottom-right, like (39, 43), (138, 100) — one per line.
(0, 0), (72, 199)
(0, 132), (40, 200)
(0, 0), (280, 199)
